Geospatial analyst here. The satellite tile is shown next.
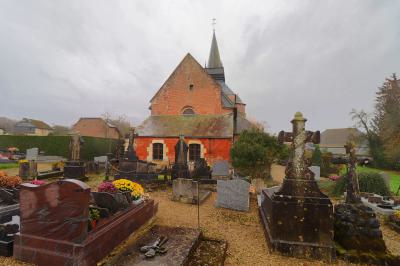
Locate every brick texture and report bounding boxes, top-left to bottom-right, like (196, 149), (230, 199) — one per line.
(150, 54), (232, 116)
(73, 118), (120, 139)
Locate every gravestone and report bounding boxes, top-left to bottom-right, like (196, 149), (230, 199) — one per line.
(309, 166), (320, 181)
(14, 179), (158, 265)
(216, 179), (250, 211)
(25, 148), (38, 161)
(63, 134), (87, 181)
(212, 160), (229, 179)
(172, 178), (211, 204)
(191, 158), (212, 179)
(259, 112), (334, 261)
(171, 135), (190, 179)
(18, 179), (90, 243)
(114, 128), (158, 183)
(333, 141), (395, 264)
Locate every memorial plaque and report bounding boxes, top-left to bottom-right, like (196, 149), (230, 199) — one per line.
(26, 148), (38, 161)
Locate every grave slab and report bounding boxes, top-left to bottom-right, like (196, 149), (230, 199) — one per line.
(172, 178), (211, 204)
(104, 225), (201, 266)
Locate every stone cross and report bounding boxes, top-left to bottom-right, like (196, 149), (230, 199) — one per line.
(278, 112), (320, 180)
(69, 134), (83, 161)
(344, 141), (361, 203)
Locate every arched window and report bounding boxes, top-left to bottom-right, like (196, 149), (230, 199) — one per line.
(182, 107), (195, 115)
(189, 143), (201, 161)
(152, 143), (163, 160)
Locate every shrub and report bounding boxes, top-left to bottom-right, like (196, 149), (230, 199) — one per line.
(333, 172), (391, 196)
(98, 181), (117, 194)
(321, 152), (340, 177)
(0, 175), (22, 188)
(311, 145), (322, 166)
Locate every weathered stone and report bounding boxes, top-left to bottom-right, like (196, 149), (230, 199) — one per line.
(216, 179), (250, 211)
(172, 178), (210, 204)
(212, 160), (230, 179)
(259, 112), (334, 262)
(25, 148), (38, 161)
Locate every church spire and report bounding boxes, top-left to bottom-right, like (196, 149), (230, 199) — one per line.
(207, 31), (223, 68)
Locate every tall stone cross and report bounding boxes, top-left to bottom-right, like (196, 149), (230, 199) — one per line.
(278, 112), (320, 180)
(344, 141), (361, 203)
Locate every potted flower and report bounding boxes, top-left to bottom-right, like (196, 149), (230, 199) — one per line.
(112, 179), (144, 204)
(88, 208), (100, 230)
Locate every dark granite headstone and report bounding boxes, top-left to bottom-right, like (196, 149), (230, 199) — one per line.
(216, 179), (250, 211)
(191, 158), (212, 179)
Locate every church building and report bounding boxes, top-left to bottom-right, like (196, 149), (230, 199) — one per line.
(135, 31), (253, 167)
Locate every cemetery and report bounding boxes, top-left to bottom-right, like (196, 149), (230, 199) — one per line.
(0, 113), (398, 266)
(1, 4), (400, 264)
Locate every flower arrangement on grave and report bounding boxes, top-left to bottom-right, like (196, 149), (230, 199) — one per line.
(112, 179), (144, 200)
(30, 180), (46, 186)
(0, 173), (22, 188)
(89, 208), (100, 230)
(98, 181), (118, 194)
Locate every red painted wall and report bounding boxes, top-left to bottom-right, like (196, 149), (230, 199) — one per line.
(135, 136), (232, 166)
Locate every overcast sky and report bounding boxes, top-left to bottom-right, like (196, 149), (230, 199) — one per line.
(0, 0), (399, 133)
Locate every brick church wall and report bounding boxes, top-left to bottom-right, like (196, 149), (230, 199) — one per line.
(135, 136), (232, 167)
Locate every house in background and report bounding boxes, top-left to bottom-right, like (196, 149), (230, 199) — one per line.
(72, 117), (120, 139)
(320, 128), (370, 157)
(14, 118), (53, 136)
(0, 128), (5, 135)
(135, 30), (253, 167)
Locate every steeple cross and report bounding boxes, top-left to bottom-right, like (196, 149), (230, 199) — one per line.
(212, 18), (216, 31)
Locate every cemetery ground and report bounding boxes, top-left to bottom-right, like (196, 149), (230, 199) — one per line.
(0, 164), (399, 265)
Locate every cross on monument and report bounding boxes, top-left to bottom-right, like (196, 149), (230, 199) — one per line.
(344, 141), (361, 203)
(278, 112), (320, 180)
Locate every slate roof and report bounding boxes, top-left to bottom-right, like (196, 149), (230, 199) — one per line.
(22, 118), (53, 130)
(207, 31), (223, 68)
(320, 128), (366, 147)
(137, 113), (254, 138)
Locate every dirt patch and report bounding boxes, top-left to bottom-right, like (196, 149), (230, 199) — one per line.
(189, 238), (227, 266)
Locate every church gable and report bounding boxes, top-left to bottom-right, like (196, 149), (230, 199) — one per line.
(150, 53), (229, 116)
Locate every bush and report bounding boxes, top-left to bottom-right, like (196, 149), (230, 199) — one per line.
(230, 129), (284, 179)
(333, 172), (391, 196)
(311, 145), (322, 166)
(321, 152), (340, 177)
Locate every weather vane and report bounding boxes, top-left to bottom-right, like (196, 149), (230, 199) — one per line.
(212, 18), (216, 31)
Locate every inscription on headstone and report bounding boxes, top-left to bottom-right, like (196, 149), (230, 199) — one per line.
(216, 179), (250, 211)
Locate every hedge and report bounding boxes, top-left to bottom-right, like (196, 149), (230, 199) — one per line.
(0, 135), (118, 161)
(333, 171), (391, 196)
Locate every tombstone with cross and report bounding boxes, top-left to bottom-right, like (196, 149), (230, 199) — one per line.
(259, 112), (335, 262)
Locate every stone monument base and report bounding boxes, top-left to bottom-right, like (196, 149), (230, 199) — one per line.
(334, 203), (399, 265)
(259, 185), (335, 262)
(63, 161), (87, 181)
(13, 199), (158, 265)
(171, 163), (190, 179)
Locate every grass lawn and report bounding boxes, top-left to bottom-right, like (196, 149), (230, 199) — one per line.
(0, 163), (18, 170)
(340, 166), (400, 194)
